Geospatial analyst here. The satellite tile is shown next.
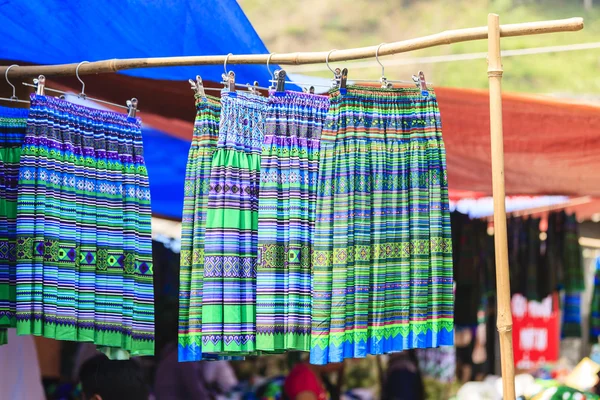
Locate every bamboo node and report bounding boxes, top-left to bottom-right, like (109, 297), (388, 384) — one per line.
(497, 325), (513, 333)
(487, 69), (504, 77)
(109, 59), (118, 73)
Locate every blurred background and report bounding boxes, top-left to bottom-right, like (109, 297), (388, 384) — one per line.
(240, 0), (600, 97)
(2, 1), (600, 399)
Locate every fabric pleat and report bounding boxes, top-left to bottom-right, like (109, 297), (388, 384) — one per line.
(0, 105), (28, 345)
(310, 86), (454, 365)
(202, 91), (267, 354)
(178, 95), (223, 361)
(16, 94), (154, 355)
(256, 91), (329, 352)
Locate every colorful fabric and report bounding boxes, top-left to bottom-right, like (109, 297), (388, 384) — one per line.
(310, 86), (454, 365)
(256, 91), (329, 352)
(202, 91), (267, 354)
(562, 291), (582, 338)
(16, 94), (154, 355)
(178, 95), (222, 361)
(0, 105), (28, 345)
(591, 258), (600, 341)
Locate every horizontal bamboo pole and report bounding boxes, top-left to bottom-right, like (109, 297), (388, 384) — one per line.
(0, 17), (583, 78)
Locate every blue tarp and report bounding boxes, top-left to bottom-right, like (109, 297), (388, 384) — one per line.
(1, 0), (298, 219)
(143, 127), (189, 218)
(0, 0), (278, 84)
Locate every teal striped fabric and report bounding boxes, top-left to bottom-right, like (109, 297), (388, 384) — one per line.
(256, 91), (329, 352)
(310, 86), (454, 364)
(16, 94), (154, 355)
(0, 105), (29, 346)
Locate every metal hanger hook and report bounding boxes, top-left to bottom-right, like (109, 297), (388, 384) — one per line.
(76, 61), (90, 98)
(224, 53), (233, 75)
(5, 64), (19, 100)
(326, 49), (338, 74)
(266, 53), (276, 82)
(376, 43), (386, 78)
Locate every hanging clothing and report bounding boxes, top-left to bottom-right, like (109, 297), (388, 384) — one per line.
(16, 94), (154, 355)
(178, 95), (222, 361)
(0, 106), (28, 346)
(453, 213), (488, 328)
(562, 291), (582, 338)
(256, 91), (329, 353)
(202, 91), (267, 354)
(546, 211), (566, 292)
(590, 257), (600, 341)
(310, 86), (454, 365)
(563, 213), (584, 293)
(526, 217), (542, 301)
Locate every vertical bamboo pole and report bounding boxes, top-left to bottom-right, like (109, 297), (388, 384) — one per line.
(487, 13), (516, 400)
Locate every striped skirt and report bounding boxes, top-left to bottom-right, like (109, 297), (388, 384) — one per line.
(178, 95), (221, 361)
(202, 91), (267, 354)
(256, 91), (329, 352)
(310, 86), (454, 364)
(0, 106), (28, 346)
(16, 95), (154, 355)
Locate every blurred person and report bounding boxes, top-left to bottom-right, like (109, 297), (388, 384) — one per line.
(154, 341), (211, 399)
(0, 329), (45, 400)
(382, 350), (425, 400)
(284, 361), (344, 400)
(79, 354), (149, 400)
(154, 305), (238, 400)
(203, 360), (239, 399)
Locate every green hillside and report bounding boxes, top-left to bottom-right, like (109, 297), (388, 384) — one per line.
(239, 0), (600, 95)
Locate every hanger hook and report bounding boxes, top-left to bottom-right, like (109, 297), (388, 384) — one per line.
(376, 43), (386, 78)
(224, 53), (233, 76)
(266, 53), (276, 82)
(5, 64), (19, 100)
(326, 49), (338, 74)
(76, 61), (89, 98)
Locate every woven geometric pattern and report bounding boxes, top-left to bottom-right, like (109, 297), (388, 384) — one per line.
(310, 86), (454, 365)
(178, 95), (222, 361)
(15, 95), (154, 355)
(202, 91), (267, 354)
(256, 91), (329, 352)
(0, 105), (28, 345)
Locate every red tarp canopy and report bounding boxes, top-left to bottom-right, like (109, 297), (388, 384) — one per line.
(438, 87), (599, 198)
(41, 76), (600, 200)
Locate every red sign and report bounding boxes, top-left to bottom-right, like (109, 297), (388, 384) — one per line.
(511, 293), (560, 370)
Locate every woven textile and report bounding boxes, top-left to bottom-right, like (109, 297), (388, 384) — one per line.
(16, 95), (154, 355)
(310, 86), (454, 365)
(590, 258), (600, 341)
(178, 95), (225, 361)
(0, 106), (28, 346)
(202, 91), (267, 354)
(562, 291), (582, 338)
(256, 91), (329, 352)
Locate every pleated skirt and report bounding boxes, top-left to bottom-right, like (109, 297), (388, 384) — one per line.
(16, 95), (154, 355)
(178, 95), (222, 361)
(310, 86), (454, 364)
(202, 91), (267, 354)
(256, 91), (329, 352)
(0, 105), (28, 345)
